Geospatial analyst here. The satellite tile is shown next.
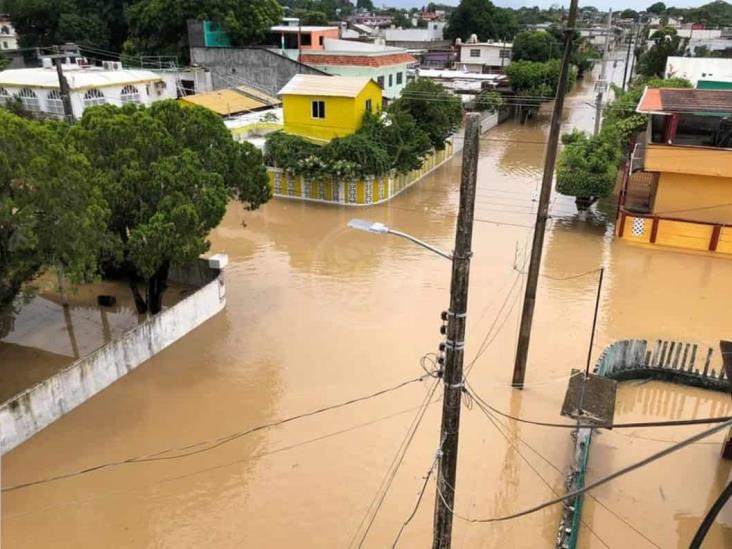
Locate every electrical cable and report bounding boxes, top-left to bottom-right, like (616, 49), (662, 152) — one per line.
(688, 477), (732, 549)
(434, 417), (732, 524)
(390, 459), (437, 549)
(349, 378), (440, 549)
(2, 375), (429, 493)
(465, 381), (732, 430)
(473, 399), (661, 548)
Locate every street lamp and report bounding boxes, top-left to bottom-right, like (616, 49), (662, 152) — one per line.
(347, 218), (453, 260)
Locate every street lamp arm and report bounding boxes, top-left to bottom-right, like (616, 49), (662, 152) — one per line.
(386, 229), (453, 260)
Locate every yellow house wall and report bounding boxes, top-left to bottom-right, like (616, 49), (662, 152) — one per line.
(654, 172), (732, 224)
(281, 81), (382, 142)
(645, 144), (732, 179)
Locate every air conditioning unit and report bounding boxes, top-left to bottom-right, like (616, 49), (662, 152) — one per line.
(102, 61), (121, 71)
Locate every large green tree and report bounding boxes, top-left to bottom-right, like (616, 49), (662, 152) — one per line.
(445, 0), (518, 42)
(389, 79), (462, 151)
(647, 2), (667, 15)
(0, 111), (107, 308)
(638, 27), (687, 78)
(125, 0), (282, 62)
(6, 0), (129, 51)
(512, 30), (562, 62)
(69, 101), (269, 314)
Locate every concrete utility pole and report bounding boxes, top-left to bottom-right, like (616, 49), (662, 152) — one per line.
(432, 113), (480, 549)
(621, 24), (635, 91)
(512, 0), (579, 389)
(53, 53), (74, 121)
(594, 9), (613, 136)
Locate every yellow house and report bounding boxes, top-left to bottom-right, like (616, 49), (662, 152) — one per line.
(618, 88), (732, 255)
(278, 74), (382, 142)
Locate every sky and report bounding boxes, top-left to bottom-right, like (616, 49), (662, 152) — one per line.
(378, 0), (719, 10)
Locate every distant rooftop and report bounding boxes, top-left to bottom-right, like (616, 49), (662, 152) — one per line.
(278, 75), (373, 98)
(637, 88), (732, 115)
(270, 25), (339, 33)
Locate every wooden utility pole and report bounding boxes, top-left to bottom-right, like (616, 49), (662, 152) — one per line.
(594, 9), (613, 136)
(53, 53), (74, 121)
(432, 113), (480, 549)
(512, 0), (579, 389)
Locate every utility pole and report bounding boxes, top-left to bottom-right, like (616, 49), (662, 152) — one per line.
(512, 0), (579, 389)
(432, 112), (480, 549)
(621, 24), (634, 91)
(53, 50), (74, 121)
(594, 9), (612, 136)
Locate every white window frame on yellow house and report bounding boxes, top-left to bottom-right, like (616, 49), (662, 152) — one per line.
(311, 100), (325, 119)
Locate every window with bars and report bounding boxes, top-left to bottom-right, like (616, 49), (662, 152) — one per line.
(311, 100), (325, 119)
(0, 87), (9, 104)
(377, 75), (384, 88)
(396, 72), (403, 85)
(19, 88), (40, 112)
(470, 49), (481, 58)
(499, 49), (511, 59)
(388, 74), (393, 87)
(47, 89), (65, 115)
(120, 84), (140, 104)
(83, 88), (106, 108)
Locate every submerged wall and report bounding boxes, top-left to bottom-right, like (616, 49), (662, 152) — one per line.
(266, 142), (454, 206)
(0, 258), (227, 455)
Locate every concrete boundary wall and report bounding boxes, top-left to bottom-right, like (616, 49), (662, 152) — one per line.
(0, 260), (226, 455)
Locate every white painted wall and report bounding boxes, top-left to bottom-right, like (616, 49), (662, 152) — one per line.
(458, 44), (512, 72)
(665, 56), (732, 85)
(0, 261), (226, 455)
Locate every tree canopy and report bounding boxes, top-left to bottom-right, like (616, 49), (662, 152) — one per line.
(511, 30), (561, 63)
(445, 0), (518, 42)
(647, 2), (667, 15)
(638, 27), (687, 79)
(67, 101), (269, 314)
(389, 78), (462, 151)
(0, 111), (107, 308)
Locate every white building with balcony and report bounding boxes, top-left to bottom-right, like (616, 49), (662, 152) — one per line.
(0, 57), (179, 119)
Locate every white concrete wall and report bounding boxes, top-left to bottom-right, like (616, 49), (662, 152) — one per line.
(665, 56), (732, 85)
(0, 263), (226, 455)
(459, 45), (511, 70)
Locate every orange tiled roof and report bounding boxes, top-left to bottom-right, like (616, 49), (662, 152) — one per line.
(300, 53), (417, 68)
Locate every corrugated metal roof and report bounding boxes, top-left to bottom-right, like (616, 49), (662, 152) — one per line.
(637, 87), (732, 114)
(180, 88), (270, 116)
(278, 74), (373, 97)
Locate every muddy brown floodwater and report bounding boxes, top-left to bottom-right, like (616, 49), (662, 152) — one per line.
(3, 61), (732, 548)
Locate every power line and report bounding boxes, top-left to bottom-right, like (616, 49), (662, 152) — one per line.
(465, 381), (732, 430)
(390, 458), (437, 548)
(350, 378), (440, 549)
(434, 417), (732, 523)
(1, 375), (429, 493)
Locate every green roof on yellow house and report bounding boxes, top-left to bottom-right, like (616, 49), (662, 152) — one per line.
(278, 75), (376, 98)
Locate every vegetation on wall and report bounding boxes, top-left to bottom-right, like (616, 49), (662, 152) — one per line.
(265, 79), (459, 181)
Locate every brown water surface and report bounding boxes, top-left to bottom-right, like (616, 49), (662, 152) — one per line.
(3, 59), (732, 548)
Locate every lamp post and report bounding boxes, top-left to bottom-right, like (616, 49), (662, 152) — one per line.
(347, 219), (453, 260)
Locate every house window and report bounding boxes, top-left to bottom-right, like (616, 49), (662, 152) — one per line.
(47, 89), (65, 115)
(319, 36), (324, 46)
(365, 98), (372, 112)
(120, 84), (140, 104)
(388, 74), (393, 87)
(2, 41), (7, 49)
(377, 75), (385, 88)
(0, 87), (9, 104)
(396, 72), (403, 85)
(311, 100), (325, 119)
(470, 49), (481, 58)
(499, 48), (511, 59)
(83, 88), (106, 108)
(18, 87), (40, 112)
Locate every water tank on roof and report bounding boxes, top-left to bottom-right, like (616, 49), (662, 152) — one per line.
(469, 34), (478, 43)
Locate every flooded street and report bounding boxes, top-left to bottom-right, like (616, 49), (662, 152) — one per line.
(3, 61), (732, 548)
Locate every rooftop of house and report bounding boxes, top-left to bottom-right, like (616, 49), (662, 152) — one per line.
(0, 66), (162, 90)
(637, 87), (732, 115)
(180, 86), (279, 117)
(270, 25), (339, 33)
(278, 74), (375, 98)
(459, 41), (513, 48)
(300, 38), (416, 67)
